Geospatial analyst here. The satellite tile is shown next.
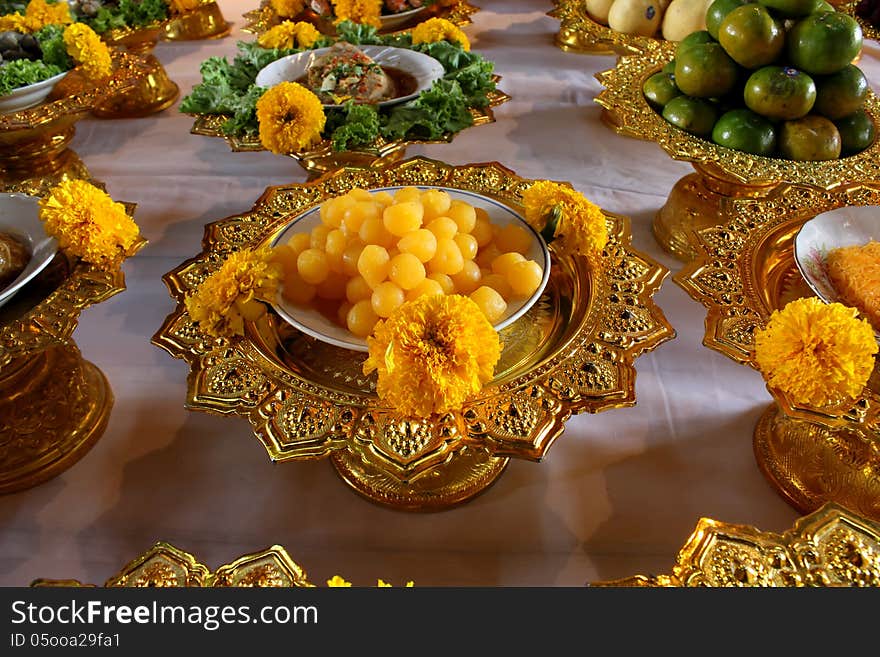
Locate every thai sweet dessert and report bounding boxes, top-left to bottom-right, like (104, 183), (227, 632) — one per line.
(0, 231), (29, 289)
(827, 240), (880, 331)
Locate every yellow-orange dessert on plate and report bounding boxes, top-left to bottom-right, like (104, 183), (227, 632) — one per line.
(827, 240), (880, 331)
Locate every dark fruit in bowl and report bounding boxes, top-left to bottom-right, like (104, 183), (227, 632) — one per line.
(779, 114), (842, 159)
(786, 12), (863, 75)
(834, 109), (875, 155)
(718, 4), (785, 69)
(706, 0), (749, 40)
(712, 108), (778, 155)
(662, 95), (719, 136)
(643, 71), (682, 107)
(674, 43), (739, 98)
(813, 64), (868, 120)
(744, 65), (816, 120)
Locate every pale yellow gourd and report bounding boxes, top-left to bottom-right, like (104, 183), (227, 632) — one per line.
(585, 0), (617, 25)
(661, 0), (713, 41)
(607, 0), (662, 37)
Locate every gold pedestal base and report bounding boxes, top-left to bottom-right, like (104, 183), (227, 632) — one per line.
(554, 29), (615, 55)
(330, 448), (509, 511)
(163, 3), (231, 41)
(654, 166), (777, 261)
(0, 344), (113, 495)
(93, 53), (179, 119)
(0, 119), (92, 194)
(754, 403), (880, 522)
(294, 142), (409, 180)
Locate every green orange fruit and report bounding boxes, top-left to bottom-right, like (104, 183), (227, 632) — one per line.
(674, 43), (739, 98)
(744, 65), (816, 119)
(813, 64), (868, 120)
(662, 95), (719, 136)
(718, 4), (786, 69)
(786, 12), (863, 75)
(779, 114), (842, 159)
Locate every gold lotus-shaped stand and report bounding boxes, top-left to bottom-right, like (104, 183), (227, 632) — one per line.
(163, 0), (231, 41)
(152, 156), (674, 511)
(594, 503), (880, 586)
(595, 41), (880, 261)
(837, 0), (880, 43)
(0, 51), (151, 195)
(549, 0), (663, 56)
(189, 85), (510, 179)
(676, 182), (880, 522)
(242, 0), (479, 37)
(0, 230), (146, 495)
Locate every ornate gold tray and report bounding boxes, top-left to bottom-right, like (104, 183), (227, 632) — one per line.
(0, 50), (151, 194)
(189, 86), (509, 178)
(242, 0), (479, 37)
(549, 0), (664, 56)
(595, 41), (880, 261)
(0, 211), (146, 495)
(675, 182), (880, 521)
(152, 156), (674, 511)
(593, 503), (880, 586)
(837, 0), (880, 43)
(163, 0), (232, 41)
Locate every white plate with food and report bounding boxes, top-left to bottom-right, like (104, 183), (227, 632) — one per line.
(0, 193), (58, 308)
(0, 70), (68, 115)
(255, 42), (444, 109)
(794, 205), (880, 340)
(269, 187), (551, 352)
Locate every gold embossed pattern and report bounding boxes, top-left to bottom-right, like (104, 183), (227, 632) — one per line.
(595, 44), (880, 189)
(593, 503), (880, 586)
(153, 157), (674, 509)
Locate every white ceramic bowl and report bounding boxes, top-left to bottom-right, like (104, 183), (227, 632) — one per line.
(794, 204), (880, 339)
(270, 187), (551, 352)
(0, 70), (68, 115)
(378, 5), (428, 31)
(0, 193), (58, 308)
(255, 45), (443, 109)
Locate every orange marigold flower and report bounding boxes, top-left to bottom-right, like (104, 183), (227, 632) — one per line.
(521, 180), (608, 258)
(256, 81), (326, 154)
(411, 17), (470, 50)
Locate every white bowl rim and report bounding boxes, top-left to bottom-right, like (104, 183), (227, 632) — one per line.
(0, 192), (59, 307)
(269, 186), (552, 352)
(254, 44), (444, 110)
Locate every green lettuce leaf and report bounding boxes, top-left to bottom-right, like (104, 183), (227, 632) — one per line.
(35, 24), (72, 71)
(0, 59), (62, 95)
(327, 101), (380, 151)
(381, 79), (473, 141)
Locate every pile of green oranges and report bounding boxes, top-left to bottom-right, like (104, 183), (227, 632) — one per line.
(642, 0), (874, 160)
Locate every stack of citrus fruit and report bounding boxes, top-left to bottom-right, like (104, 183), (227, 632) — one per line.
(642, 0), (874, 159)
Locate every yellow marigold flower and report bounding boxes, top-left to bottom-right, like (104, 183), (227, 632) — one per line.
(270, 0), (305, 18)
(326, 575), (352, 587)
(411, 17), (470, 51)
(24, 0), (72, 30)
(331, 0), (382, 29)
(377, 579), (415, 587)
(363, 294), (502, 417)
(754, 297), (878, 407)
(64, 23), (113, 81)
(256, 81), (326, 154)
(521, 180), (608, 258)
(39, 180), (140, 266)
(257, 20), (320, 49)
(0, 14), (35, 33)
(184, 248), (282, 339)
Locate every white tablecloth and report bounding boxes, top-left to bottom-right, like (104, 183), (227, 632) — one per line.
(5, 0), (870, 587)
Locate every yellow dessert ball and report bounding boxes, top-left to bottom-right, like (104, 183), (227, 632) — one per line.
(341, 239), (365, 277)
(394, 186), (422, 203)
(474, 243), (502, 269)
(470, 286), (507, 324)
(286, 232), (312, 258)
(320, 195), (354, 227)
(337, 301), (353, 327)
(427, 217), (458, 241)
(348, 188), (374, 202)
(481, 272), (513, 299)
(450, 259), (482, 295)
(428, 238), (464, 275)
(491, 251), (526, 277)
(271, 244), (299, 279)
(357, 244), (391, 288)
(310, 223), (332, 250)
(405, 278), (445, 301)
(316, 271), (347, 300)
(495, 223), (534, 255)
(371, 281), (406, 318)
(343, 201), (380, 235)
(359, 215), (394, 248)
(347, 299), (379, 337)
(374, 191), (394, 206)
(421, 188), (452, 220)
(281, 270), (316, 305)
(345, 275), (373, 304)
(383, 201), (424, 237)
(397, 228), (438, 263)
(389, 252), (426, 290)
(297, 248), (330, 285)
(324, 229), (347, 273)
(453, 233), (478, 261)
(447, 199), (477, 233)
(471, 213), (494, 247)
(508, 260), (544, 298)
(428, 272), (455, 295)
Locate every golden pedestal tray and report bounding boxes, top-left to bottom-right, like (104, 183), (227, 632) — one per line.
(152, 156), (674, 511)
(91, 23), (181, 118)
(189, 87), (509, 179)
(595, 41), (880, 261)
(163, 1), (232, 41)
(593, 503), (880, 586)
(0, 230), (146, 495)
(676, 182), (880, 522)
(0, 51), (152, 195)
(549, 0), (663, 56)
(837, 0), (880, 43)
(242, 0), (479, 37)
